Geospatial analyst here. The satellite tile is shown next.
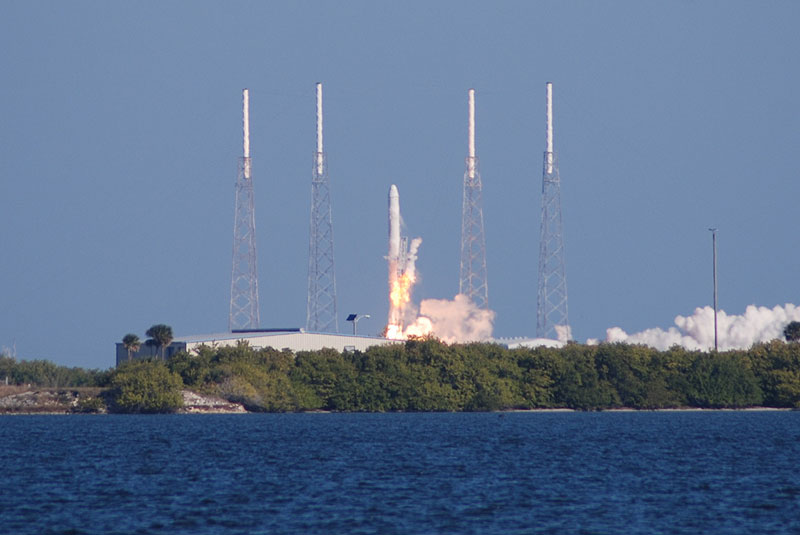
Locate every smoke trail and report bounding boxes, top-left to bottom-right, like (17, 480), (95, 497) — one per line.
(589, 303), (800, 350)
(404, 238), (422, 282)
(404, 294), (495, 343)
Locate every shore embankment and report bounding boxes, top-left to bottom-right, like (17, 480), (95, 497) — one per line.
(0, 387), (246, 414)
(1, 385), (794, 415)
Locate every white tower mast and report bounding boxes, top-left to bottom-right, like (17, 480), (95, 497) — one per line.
(306, 82), (339, 332)
(229, 88), (260, 330)
(459, 88), (489, 310)
(537, 82), (570, 340)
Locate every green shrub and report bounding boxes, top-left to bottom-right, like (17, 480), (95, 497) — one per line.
(108, 360), (184, 413)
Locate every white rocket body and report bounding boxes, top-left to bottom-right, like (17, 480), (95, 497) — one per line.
(389, 184), (401, 265)
(388, 184), (401, 325)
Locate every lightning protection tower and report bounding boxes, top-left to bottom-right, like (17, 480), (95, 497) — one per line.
(306, 82), (339, 332)
(459, 88), (489, 310)
(537, 82), (570, 340)
(229, 88), (261, 331)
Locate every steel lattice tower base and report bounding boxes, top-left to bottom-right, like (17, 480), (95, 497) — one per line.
(306, 151), (338, 332)
(536, 151), (569, 340)
(229, 155), (260, 331)
(460, 155), (489, 310)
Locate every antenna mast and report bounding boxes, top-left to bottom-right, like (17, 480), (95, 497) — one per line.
(537, 82), (570, 340)
(459, 88), (489, 309)
(229, 88), (261, 330)
(306, 82), (339, 332)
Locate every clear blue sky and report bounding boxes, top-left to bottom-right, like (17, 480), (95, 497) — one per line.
(1, 1), (798, 369)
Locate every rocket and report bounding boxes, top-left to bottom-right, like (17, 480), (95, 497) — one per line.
(388, 184), (401, 268)
(386, 184), (423, 330)
(388, 184), (402, 325)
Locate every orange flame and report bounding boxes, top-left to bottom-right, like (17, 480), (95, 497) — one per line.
(385, 272), (418, 340)
(390, 272), (415, 309)
(385, 323), (405, 340)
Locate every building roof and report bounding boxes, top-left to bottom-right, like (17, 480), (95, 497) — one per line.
(172, 330), (386, 344)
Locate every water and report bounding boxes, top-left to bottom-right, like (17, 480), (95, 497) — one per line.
(1, 412), (799, 534)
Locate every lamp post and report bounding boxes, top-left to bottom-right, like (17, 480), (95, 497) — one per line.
(346, 314), (370, 336)
(709, 228), (718, 352)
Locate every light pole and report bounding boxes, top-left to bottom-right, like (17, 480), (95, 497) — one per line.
(709, 228), (718, 351)
(346, 314), (370, 336)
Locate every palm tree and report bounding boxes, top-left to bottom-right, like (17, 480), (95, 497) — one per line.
(784, 321), (800, 343)
(145, 324), (174, 360)
(122, 333), (141, 362)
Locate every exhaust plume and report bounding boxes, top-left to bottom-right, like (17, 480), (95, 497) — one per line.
(590, 303), (800, 350)
(383, 184), (495, 343)
(404, 294), (495, 343)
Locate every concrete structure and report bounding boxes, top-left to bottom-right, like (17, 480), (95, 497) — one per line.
(116, 329), (395, 366)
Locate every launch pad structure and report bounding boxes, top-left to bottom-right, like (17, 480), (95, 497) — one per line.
(306, 83), (339, 333)
(459, 89), (489, 310)
(229, 89), (261, 331)
(536, 82), (570, 340)
(224, 82), (569, 342)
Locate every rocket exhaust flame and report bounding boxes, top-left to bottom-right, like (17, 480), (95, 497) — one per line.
(390, 273), (414, 309)
(382, 185), (496, 343)
(385, 185), (426, 339)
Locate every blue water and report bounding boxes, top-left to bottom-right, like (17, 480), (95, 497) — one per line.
(1, 412), (799, 534)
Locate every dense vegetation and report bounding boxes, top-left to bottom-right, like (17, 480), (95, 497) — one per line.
(0, 356), (109, 388)
(4, 337), (800, 412)
(166, 338), (800, 412)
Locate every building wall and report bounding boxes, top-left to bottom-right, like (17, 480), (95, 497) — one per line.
(116, 332), (395, 366)
(184, 333), (394, 354)
(115, 343), (183, 366)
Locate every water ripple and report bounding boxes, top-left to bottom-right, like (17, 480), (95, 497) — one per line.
(1, 412), (800, 534)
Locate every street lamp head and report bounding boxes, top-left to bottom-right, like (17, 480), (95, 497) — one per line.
(346, 313), (371, 335)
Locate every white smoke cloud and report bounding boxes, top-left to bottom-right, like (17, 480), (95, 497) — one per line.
(404, 237), (422, 281)
(554, 325), (572, 344)
(404, 294), (495, 343)
(590, 303), (800, 351)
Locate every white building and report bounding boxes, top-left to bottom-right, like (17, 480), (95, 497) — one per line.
(115, 329), (396, 366)
(492, 337), (566, 349)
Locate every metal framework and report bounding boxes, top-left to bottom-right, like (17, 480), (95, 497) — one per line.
(306, 83), (338, 332)
(229, 89), (260, 331)
(459, 89), (489, 310)
(536, 82), (570, 340)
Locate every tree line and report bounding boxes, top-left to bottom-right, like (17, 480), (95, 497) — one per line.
(0, 356), (108, 388)
(158, 336), (800, 412)
(4, 328), (800, 413)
